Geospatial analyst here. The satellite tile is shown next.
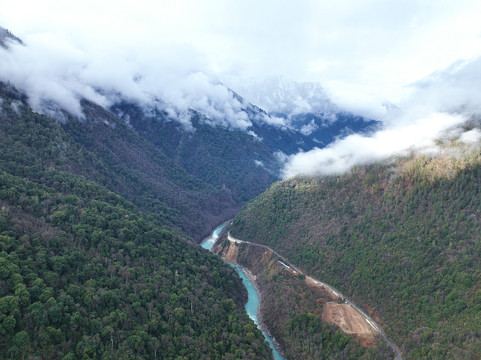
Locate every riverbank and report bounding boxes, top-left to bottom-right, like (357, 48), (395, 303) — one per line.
(217, 232), (402, 359)
(237, 264), (286, 358)
(202, 224), (285, 360)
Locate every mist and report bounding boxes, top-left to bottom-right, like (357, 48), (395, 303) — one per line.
(282, 56), (481, 178)
(0, 32), (257, 129)
(1, 0), (481, 174)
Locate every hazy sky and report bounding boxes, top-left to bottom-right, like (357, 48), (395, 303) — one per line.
(1, 0), (481, 177)
(2, 0), (481, 102)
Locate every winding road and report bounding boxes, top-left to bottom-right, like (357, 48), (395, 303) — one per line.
(227, 232), (403, 360)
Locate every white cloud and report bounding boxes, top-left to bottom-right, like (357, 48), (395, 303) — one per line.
(282, 113), (467, 178)
(1, 0), (481, 120)
(300, 119), (318, 136)
(0, 30), (254, 128)
(460, 128), (481, 144)
(282, 52), (481, 178)
(0, 0), (480, 166)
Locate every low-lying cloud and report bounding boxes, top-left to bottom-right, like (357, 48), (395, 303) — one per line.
(1, 0), (481, 178)
(282, 112), (468, 178)
(0, 32), (254, 129)
(282, 56), (481, 178)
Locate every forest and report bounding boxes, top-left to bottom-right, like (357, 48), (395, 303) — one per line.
(231, 139), (481, 359)
(0, 83), (273, 359)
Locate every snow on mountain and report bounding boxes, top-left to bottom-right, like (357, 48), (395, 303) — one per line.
(223, 75), (339, 120)
(224, 75), (381, 148)
(0, 25), (380, 159)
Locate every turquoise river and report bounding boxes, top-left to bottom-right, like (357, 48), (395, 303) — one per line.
(201, 223), (285, 360)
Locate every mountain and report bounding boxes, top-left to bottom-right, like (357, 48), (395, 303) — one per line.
(0, 27), (381, 165)
(62, 98), (280, 242)
(229, 132), (481, 359)
(225, 76), (337, 118)
(0, 26), (406, 359)
(225, 76), (381, 149)
(110, 100), (279, 203)
(0, 82), (274, 359)
(214, 230), (395, 359)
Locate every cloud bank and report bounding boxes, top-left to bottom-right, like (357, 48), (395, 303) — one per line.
(282, 56), (481, 178)
(0, 33), (254, 129)
(1, 0), (480, 176)
(1, 0), (480, 121)
(282, 113), (468, 178)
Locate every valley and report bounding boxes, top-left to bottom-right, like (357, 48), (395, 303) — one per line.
(201, 225), (285, 360)
(2, 8), (481, 358)
(0, 83), (275, 359)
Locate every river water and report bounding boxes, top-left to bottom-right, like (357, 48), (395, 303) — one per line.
(201, 224), (285, 360)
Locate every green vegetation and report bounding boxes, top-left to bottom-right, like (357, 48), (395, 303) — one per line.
(0, 84), (272, 359)
(116, 104), (279, 204)
(231, 147), (481, 359)
(63, 100), (239, 241)
(217, 241), (393, 359)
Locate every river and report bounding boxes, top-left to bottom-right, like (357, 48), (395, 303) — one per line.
(201, 223), (286, 360)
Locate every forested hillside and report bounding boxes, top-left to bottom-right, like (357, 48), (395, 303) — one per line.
(214, 239), (394, 360)
(231, 137), (481, 359)
(111, 101), (278, 205)
(62, 97), (279, 241)
(0, 83), (272, 359)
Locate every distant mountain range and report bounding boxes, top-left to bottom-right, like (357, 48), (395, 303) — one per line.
(225, 75), (381, 146)
(225, 76), (337, 118)
(0, 26), (380, 158)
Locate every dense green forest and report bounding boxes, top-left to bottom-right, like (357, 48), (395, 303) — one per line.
(0, 83), (272, 359)
(60, 99), (280, 241)
(62, 98), (278, 242)
(231, 140), (481, 359)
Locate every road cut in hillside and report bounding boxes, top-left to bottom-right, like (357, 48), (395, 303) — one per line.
(225, 232), (403, 359)
(305, 276), (342, 301)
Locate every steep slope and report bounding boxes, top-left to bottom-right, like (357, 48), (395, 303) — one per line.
(225, 76), (381, 149)
(0, 27), (382, 227)
(0, 83), (272, 359)
(230, 140), (481, 359)
(111, 101), (278, 205)
(62, 99), (247, 241)
(214, 236), (394, 360)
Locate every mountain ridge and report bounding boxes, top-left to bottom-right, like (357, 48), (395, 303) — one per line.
(0, 83), (275, 359)
(230, 142), (481, 359)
